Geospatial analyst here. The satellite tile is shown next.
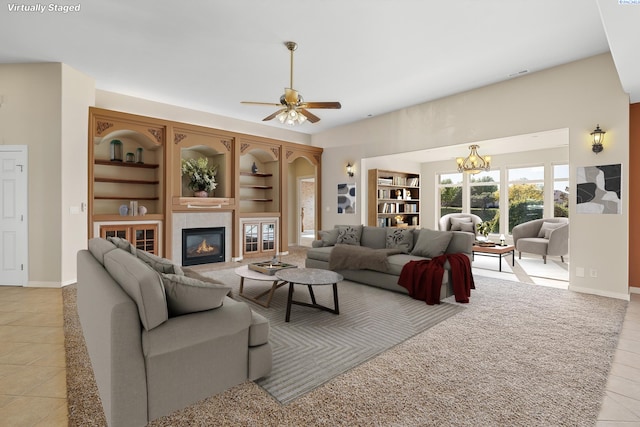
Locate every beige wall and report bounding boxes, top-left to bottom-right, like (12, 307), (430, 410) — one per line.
(286, 157), (315, 244)
(313, 53), (630, 300)
(0, 63), (94, 287)
(61, 64), (95, 285)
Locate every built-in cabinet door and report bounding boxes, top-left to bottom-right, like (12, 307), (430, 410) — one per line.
(100, 225), (130, 241)
(132, 224), (157, 254)
(243, 221), (276, 257)
(100, 223), (158, 255)
(243, 223), (260, 255)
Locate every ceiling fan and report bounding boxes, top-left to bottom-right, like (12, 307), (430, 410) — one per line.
(241, 41), (341, 126)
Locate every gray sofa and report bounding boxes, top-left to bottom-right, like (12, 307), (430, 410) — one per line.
(77, 238), (272, 426)
(305, 225), (474, 301)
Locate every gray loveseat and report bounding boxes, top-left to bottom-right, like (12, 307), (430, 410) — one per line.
(77, 238), (272, 426)
(306, 225), (474, 301)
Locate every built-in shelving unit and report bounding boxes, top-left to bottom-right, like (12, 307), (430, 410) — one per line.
(239, 172), (274, 202)
(368, 169), (421, 227)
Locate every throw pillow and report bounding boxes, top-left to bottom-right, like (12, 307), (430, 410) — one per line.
(182, 267), (232, 298)
(449, 217), (472, 231)
(318, 228), (339, 247)
(538, 222), (564, 238)
(161, 273), (231, 317)
(107, 236), (136, 255)
(411, 228), (454, 258)
(336, 225), (363, 246)
(136, 250), (184, 275)
(385, 228), (414, 252)
(458, 222), (476, 233)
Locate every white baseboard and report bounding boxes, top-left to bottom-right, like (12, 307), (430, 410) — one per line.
(26, 281), (62, 288)
(569, 284), (630, 301)
(630, 286), (640, 295)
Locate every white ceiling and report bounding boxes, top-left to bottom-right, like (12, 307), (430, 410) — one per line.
(1, 0), (638, 135)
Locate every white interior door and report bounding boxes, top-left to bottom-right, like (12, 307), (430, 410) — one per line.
(0, 146), (28, 286)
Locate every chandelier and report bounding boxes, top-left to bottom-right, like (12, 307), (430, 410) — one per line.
(456, 144), (491, 174)
(275, 106), (307, 126)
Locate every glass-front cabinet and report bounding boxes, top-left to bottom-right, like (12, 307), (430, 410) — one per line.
(241, 219), (277, 258)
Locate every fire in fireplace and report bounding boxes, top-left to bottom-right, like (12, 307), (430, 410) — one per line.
(182, 227), (225, 266)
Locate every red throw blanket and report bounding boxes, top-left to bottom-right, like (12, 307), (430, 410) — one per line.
(397, 254), (475, 305)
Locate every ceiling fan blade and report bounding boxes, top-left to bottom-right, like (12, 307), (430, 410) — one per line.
(241, 101), (282, 107)
(300, 101), (342, 109)
(262, 108), (286, 121)
(298, 108), (321, 123)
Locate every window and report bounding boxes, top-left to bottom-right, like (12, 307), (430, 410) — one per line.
(470, 170), (500, 232)
(438, 172), (463, 217)
(553, 164), (569, 218)
(508, 166), (544, 232)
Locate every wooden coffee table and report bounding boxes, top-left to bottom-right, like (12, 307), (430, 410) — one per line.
(275, 268), (343, 322)
(234, 265), (291, 308)
(472, 244), (515, 272)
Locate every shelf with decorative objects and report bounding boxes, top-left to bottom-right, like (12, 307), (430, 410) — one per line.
(368, 169), (421, 227)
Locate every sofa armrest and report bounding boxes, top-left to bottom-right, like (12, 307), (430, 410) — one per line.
(249, 311), (270, 347)
(547, 223), (569, 256)
(512, 219), (542, 246)
(77, 250), (148, 427)
(445, 231), (474, 259)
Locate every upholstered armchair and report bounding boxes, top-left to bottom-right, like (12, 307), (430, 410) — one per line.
(511, 218), (569, 263)
(438, 213), (482, 234)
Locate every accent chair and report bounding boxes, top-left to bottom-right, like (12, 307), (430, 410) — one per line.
(438, 213), (482, 235)
(511, 217), (569, 263)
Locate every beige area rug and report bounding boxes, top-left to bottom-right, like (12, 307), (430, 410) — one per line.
(64, 268), (627, 426)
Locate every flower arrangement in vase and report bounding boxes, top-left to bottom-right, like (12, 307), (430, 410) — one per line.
(181, 158), (218, 197)
(476, 217), (497, 242)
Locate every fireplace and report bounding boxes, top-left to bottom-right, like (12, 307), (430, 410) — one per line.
(182, 227), (225, 266)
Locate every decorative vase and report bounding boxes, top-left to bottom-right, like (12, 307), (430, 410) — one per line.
(194, 190), (208, 197)
(138, 205), (147, 216)
(118, 204), (129, 216)
(135, 147), (144, 164)
(251, 162), (258, 174)
(110, 140), (123, 162)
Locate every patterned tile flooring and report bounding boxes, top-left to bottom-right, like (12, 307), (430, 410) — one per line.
(0, 267), (637, 425)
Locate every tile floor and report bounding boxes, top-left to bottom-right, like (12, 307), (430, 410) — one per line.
(0, 282), (637, 426)
(0, 287), (68, 426)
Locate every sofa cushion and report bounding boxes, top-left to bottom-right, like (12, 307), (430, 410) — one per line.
(411, 229), (453, 258)
(385, 228), (414, 252)
(88, 237), (117, 265)
(538, 221), (564, 239)
(136, 250), (184, 275)
(249, 311), (270, 347)
(104, 248), (168, 331)
(387, 253), (430, 276)
(336, 225), (363, 245)
(107, 236), (137, 255)
(361, 226), (387, 249)
(306, 246), (333, 263)
(161, 274), (232, 317)
(182, 267), (233, 298)
(318, 228), (339, 247)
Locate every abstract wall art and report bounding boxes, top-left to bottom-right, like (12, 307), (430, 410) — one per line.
(576, 163), (621, 214)
(337, 183), (356, 214)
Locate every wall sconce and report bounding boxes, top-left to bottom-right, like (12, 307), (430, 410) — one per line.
(346, 162), (354, 177)
(590, 124), (605, 154)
